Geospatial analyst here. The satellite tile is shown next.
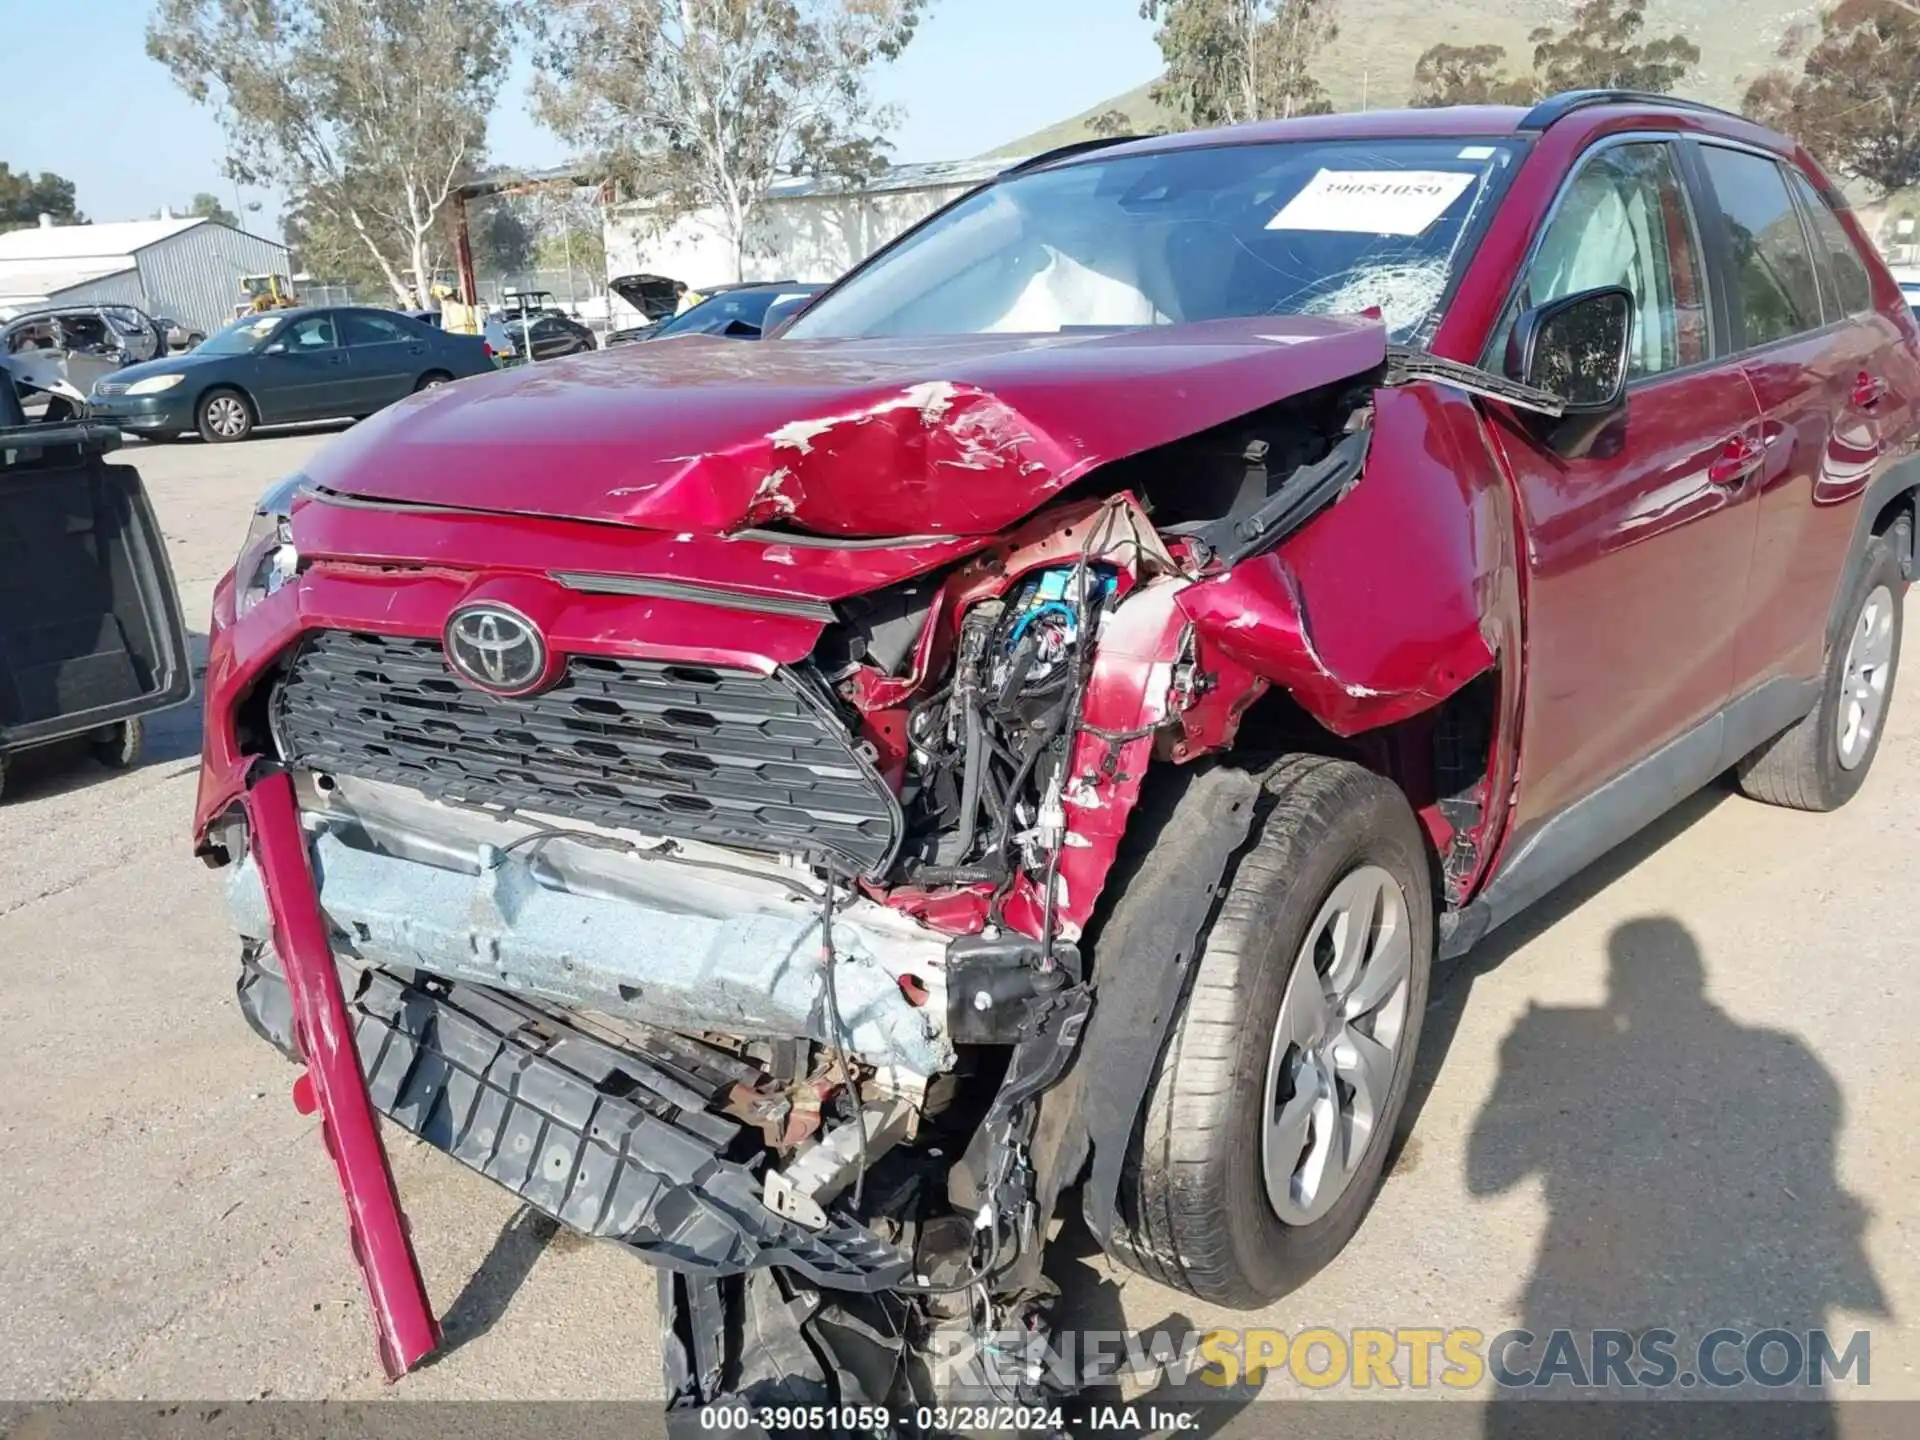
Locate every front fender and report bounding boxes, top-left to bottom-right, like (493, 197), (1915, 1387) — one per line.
(1176, 385), (1516, 736)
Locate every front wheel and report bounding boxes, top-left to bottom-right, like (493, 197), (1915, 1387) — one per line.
(196, 388), (253, 443)
(1114, 755), (1434, 1307)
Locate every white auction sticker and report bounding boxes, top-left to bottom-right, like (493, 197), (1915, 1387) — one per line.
(1267, 169), (1478, 237)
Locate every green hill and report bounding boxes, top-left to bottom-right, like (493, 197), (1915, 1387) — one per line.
(988, 0), (1818, 156)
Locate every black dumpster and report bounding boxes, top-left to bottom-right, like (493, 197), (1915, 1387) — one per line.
(1, 372), (191, 798)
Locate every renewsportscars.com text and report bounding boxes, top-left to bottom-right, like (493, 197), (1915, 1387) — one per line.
(929, 1326), (1871, 1393)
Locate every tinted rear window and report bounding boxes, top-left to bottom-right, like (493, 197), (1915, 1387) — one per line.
(654, 289), (786, 338)
(1785, 169), (1873, 320)
(1698, 146), (1824, 348)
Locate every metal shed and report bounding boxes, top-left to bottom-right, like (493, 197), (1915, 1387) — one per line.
(0, 216), (291, 334)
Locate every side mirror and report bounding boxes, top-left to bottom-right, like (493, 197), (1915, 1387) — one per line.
(1508, 285), (1634, 413)
(262, 341), (288, 355)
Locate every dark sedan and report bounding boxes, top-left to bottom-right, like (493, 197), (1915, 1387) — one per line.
(86, 306), (494, 443)
(606, 282), (825, 346)
(500, 309), (598, 362)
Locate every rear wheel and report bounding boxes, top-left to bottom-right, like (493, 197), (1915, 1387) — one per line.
(1735, 530), (1903, 811)
(413, 370), (453, 392)
(196, 388), (253, 443)
(1114, 754), (1433, 1307)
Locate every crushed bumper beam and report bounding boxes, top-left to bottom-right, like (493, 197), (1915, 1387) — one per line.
(223, 780), (953, 1077)
(237, 946), (914, 1292)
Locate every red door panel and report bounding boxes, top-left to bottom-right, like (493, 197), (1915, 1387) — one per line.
(1490, 367), (1763, 836)
(1736, 313), (1920, 687)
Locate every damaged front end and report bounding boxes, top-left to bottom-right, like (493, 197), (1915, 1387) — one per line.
(194, 312), (1529, 1417)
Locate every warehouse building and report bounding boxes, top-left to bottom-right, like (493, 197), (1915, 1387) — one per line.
(602, 157), (1017, 325)
(0, 215), (291, 334)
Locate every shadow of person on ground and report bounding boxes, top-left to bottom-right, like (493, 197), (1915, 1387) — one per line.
(424, 1203), (559, 1363)
(1468, 917), (1886, 1438)
(1393, 784), (1731, 1176)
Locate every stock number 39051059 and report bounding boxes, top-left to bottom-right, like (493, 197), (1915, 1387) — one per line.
(697, 1403), (1067, 1434)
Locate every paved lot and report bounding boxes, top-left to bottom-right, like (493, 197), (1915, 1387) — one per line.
(2, 427), (1915, 1409)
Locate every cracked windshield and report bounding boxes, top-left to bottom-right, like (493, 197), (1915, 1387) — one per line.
(789, 140), (1518, 341)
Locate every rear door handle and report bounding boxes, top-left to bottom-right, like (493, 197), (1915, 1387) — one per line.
(1851, 373), (1889, 409)
(1709, 434), (1765, 487)
(329, 353), (347, 366)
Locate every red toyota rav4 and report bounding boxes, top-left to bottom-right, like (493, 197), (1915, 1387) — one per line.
(197, 91), (1915, 1409)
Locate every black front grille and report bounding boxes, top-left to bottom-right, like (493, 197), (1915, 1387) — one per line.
(271, 630), (902, 875)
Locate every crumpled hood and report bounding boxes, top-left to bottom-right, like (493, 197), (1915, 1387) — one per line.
(301, 315), (1387, 538)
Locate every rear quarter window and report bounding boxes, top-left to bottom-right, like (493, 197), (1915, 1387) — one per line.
(1784, 168), (1874, 319)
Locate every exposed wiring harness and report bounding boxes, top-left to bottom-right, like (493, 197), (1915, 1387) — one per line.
(1036, 498), (1133, 963)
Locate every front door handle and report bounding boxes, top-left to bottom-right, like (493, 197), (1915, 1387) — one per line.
(328, 353), (347, 366)
(1851, 373), (1889, 409)
(1708, 433), (1765, 487)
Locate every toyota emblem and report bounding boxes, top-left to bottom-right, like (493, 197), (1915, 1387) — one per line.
(444, 604), (549, 695)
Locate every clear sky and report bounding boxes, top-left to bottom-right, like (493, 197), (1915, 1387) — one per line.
(2, 0), (1163, 238)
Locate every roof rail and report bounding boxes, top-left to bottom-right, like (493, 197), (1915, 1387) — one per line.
(1520, 89), (1745, 132)
(1000, 135), (1144, 175)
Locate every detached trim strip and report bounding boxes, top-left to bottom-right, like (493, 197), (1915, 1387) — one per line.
(243, 771), (441, 1376)
(550, 571), (839, 622)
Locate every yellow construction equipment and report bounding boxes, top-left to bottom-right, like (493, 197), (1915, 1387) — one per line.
(235, 274), (300, 317)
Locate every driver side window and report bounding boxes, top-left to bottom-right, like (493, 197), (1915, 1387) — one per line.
(282, 315), (337, 350)
(1503, 142), (1710, 379)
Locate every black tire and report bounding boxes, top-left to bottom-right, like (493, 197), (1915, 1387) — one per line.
(0, 752), (8, 802)
(1734, 529), (1904, 812)
(413, 370), (454, 392)
(91, 718), (142, 771)
(1114, 754), (1434, 1307)
(196, 387), (254, 443)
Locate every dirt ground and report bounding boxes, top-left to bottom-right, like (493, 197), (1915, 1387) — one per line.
(2, 425), (1914, 1414)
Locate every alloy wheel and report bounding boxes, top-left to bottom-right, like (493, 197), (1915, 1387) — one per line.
(1262, 863), (1414, 1226)
(1837, 584), (1895, 771)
